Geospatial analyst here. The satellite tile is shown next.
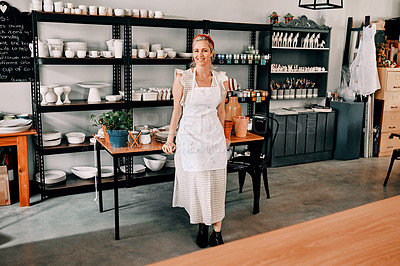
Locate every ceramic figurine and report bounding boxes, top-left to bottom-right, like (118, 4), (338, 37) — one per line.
(282, 32), (288, 47)
(309, 33), (315, 48)
(278, 32), (284, 47)
(287, 33), (293, 47)
(269, 12), (279, 25)
(318, 40), (326, 48)
(292, 33), (299, 47)
(284, 13), (294, 24)
(314, 33), (320, 48)
(302, 33), (310, 48)
(272, 32), (277, 46)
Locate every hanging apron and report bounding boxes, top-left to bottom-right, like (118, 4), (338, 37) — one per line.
(177, 68), (227, 172)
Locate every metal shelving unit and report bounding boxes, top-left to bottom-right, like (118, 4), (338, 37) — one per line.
(30, 11), (272, 199)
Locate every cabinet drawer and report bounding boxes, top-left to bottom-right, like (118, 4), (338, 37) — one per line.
(381, 111), (400, 132)
(379, 132), (400, 154)
(383, 92), (400, 111)
(386, 72), (400, 92)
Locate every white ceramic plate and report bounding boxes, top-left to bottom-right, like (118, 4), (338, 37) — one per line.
(77, 82), (110, 88)
(0, 119), (31, 127)
(0, 124), (31, 134)
(178, 52), (192, 58)
(120, 164), (146, 174)
(35, 170), (66, 184)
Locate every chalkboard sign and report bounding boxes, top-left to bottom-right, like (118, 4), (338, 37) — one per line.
(0, 2), (32, 82)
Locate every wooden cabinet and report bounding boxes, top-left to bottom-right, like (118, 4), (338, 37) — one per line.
(375, 67), (400, 156)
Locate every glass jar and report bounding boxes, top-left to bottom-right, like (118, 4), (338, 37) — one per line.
(226, 54), (232, 64)
(254, 54), (260, 65)
(218, 54), (225, 64)
(234, 54), (240, 64)
(241, 54), (247, 64)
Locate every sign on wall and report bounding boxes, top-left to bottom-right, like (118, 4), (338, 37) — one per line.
(0, 1), (32, 82)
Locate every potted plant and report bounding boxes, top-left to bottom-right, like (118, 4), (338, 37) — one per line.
(90, 110), (132, 148)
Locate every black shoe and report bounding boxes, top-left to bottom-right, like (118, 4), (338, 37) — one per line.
(209, 229), (224, 247)
(196, 224), (209, 248)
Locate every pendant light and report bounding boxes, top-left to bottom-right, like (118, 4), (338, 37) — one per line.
(298, 0), (343, 10)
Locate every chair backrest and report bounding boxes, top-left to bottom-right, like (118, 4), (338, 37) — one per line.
(251, 114), (279, 166)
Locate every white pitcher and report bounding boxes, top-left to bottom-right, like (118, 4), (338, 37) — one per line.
(29, 40), (48, 57)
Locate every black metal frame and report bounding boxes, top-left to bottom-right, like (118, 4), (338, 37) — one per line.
(298, 0), (343, 10)
(30, 11), (272, 200)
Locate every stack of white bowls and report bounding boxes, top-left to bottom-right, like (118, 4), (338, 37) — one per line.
(0, 119), (32, 134)
(42, 131), (61, 147)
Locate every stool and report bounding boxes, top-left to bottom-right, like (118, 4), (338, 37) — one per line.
(383, 133), (400, 187)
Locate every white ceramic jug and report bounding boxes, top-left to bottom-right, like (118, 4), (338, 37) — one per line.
(29, 40), (48, 57)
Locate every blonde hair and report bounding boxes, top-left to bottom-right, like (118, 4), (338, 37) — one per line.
(190, 35), (216, 68)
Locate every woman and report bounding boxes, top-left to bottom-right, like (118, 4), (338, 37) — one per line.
(162, 34), (229, 248)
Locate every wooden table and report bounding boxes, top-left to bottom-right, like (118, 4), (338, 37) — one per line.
(0, 129), (36, 207)
(153, 195), (400, 265)
(95, 132), (264, 240)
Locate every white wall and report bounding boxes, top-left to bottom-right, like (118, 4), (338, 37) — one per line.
(2, 0), (400, 177)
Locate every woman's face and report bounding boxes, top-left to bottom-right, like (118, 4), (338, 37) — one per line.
(192, 40), (214, 67)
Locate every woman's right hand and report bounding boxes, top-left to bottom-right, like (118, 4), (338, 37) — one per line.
(162, 140), (176, 154)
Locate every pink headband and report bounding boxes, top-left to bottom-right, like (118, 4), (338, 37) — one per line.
(192, 34), (214, 49)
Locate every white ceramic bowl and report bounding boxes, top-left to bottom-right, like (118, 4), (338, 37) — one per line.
(64, 42), (87, 51)
(43, 131), (62, 141)
(71, 166), (96, 179)
(143, 154), (166, 171)
(105, 95), (122, 102)
(47, 38), (63, 45)
(178, 52), (192, 58)
(65, 132), (86, 144)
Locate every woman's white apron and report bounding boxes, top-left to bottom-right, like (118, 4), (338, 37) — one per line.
(176, 68), (227, 172)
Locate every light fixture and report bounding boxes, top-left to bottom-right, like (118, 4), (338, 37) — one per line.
(298, 0), (343, 10)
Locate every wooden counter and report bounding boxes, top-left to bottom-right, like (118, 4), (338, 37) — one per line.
(153, 195), (400, 265)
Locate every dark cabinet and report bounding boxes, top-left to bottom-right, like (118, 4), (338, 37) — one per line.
(270, 111), (336, 167)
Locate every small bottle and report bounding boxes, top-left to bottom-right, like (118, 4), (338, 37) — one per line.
(241, 54), (247, 64)
(260, 55), (267, 65)
(234, 54), (240, 64)
(226, 54), (232, 64)
(218, 54), (225, 64)
(255, 54), (260, 64)
(248, 54), (254, 64)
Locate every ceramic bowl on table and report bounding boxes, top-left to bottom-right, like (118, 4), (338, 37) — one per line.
(143, 154), (166, 171)
(105, 95), (122, 102)
(65, 132), (86, 144)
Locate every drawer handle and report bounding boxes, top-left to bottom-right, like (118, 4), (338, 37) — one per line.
(391, 106), (398, 109)
(389, 126), (396, 129)
(388, 146), (394, 148)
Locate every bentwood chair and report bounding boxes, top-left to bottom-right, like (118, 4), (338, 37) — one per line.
(227, 115), (279, 214)
(383, 133), (400, 186)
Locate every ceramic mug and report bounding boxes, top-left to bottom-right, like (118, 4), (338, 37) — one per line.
(131, 49), (138, 58)
(89, 6), (97, 15)
(114, 8), (124, 16)
(156, 49), (165, 58)
(132, 9), (139, 17)
(77, 50), (86, 58)
(89, 51), (101, 57)
(149, 51), (156, 58)
(98, 6), (107, 15)
(65, 50), (75, 58)
(138, 49), (148, 58)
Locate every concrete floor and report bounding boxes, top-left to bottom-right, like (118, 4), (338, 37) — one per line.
(1, 156), (400, 265)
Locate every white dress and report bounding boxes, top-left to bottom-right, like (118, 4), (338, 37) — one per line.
(172, 68), (228, 225)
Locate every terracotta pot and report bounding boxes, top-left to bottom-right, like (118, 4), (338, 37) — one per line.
(224, 120), (233, 139)
(225, 96), (241, 121)
(233, 116), (249, 137)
